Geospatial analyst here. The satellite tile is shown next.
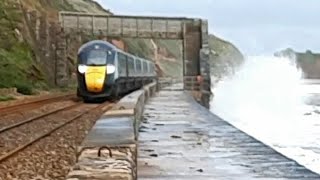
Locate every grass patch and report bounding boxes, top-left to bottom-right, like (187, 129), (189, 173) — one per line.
(0, 43), (38, 95)
(0, 95), (15, 102)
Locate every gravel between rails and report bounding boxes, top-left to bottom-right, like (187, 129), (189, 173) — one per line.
(0, 100), (76, 128)
(0, 95), (76, 117)
(0, 103), (87, 157)
(0, 102), (111, 180)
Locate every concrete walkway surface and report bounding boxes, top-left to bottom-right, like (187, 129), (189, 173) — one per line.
(138, 87), (320, 180)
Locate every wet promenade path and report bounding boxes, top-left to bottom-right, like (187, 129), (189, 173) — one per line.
(138, 85), (320, 180)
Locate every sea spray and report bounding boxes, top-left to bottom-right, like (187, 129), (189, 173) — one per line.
(210, 55), (320, 174)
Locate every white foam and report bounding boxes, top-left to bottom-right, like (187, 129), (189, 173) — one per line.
(210, 55), (320, 174)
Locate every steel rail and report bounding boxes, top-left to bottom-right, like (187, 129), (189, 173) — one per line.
(0, 94), (76, 116)
(0, 102), (114, 163)
(0, 102), (82, 134)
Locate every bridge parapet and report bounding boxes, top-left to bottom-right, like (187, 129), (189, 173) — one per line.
(59, 11), (191, 39)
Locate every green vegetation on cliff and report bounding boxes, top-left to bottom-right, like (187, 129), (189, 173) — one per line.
(64, 0), (111, 13)
(0, 0), (39, 94)
(0, 0), (110, 94)
(208, 35), (244, 80)
(23, 0), (110, 14)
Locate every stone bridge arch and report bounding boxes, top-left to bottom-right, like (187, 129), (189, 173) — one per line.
(58, 11), (211, 107)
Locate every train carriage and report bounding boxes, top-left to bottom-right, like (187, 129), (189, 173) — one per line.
(76, 40), (156, 102)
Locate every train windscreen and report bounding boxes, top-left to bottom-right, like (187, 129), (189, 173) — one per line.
(86, 50), (112, 66)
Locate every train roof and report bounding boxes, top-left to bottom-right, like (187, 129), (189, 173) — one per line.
(77, 40), (135, 57)
(135, 56), (151, 62)
(78, 40), (118, 54)
(77, 40), (155, 64)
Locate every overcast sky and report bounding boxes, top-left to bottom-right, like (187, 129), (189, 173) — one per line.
(95, 0), (320, 55)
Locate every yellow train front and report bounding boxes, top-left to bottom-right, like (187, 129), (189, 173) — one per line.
(76, 40), (156, 102)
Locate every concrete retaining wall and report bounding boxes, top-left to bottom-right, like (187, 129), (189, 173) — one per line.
(66, 82), (157, 180)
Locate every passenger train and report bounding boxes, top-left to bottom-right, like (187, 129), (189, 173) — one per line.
(76, 40), (156, 102)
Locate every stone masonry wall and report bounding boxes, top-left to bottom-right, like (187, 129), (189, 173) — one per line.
(199, 19), (211, 108)
(23, 9), (69, 87)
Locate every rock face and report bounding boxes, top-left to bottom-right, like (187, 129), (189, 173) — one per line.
(275, 48), (320, 79)
(208, 35), (245, 83)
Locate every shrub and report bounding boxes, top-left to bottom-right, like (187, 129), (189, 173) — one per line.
(15, 83), (33, 95)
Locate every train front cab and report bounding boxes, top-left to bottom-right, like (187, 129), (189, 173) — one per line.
(77, 43), (116, 101)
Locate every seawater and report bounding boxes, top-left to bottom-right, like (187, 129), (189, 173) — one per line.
(210, 55), (320, 174)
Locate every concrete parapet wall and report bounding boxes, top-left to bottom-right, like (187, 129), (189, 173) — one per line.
(68, 146), (136, 180)
(66, 82), (157, 180)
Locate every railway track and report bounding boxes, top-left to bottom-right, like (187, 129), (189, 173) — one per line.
(0, 101), (114, 163)
(0, 103), (82, 134)
(0, 94), (75, 116)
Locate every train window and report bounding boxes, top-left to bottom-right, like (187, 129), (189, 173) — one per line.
(150, 63), (153, 73)
(147, 62), (150, 73)
(141, 61), (145, 72)
(128, 56), (135, 74)
(143, 61), (148, 73)
(118, 53), (126, 66)
(118, 53), (127, 75)
(86, 50), (108, 65)
(149, 63), (152, 73)
(136, 59), (142, 72)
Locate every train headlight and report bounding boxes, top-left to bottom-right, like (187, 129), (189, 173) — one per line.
(78, 65), (87, 74)
(106, 64), (116, 74)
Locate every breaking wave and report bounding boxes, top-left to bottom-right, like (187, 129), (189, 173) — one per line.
(210, 55), (320, 174)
